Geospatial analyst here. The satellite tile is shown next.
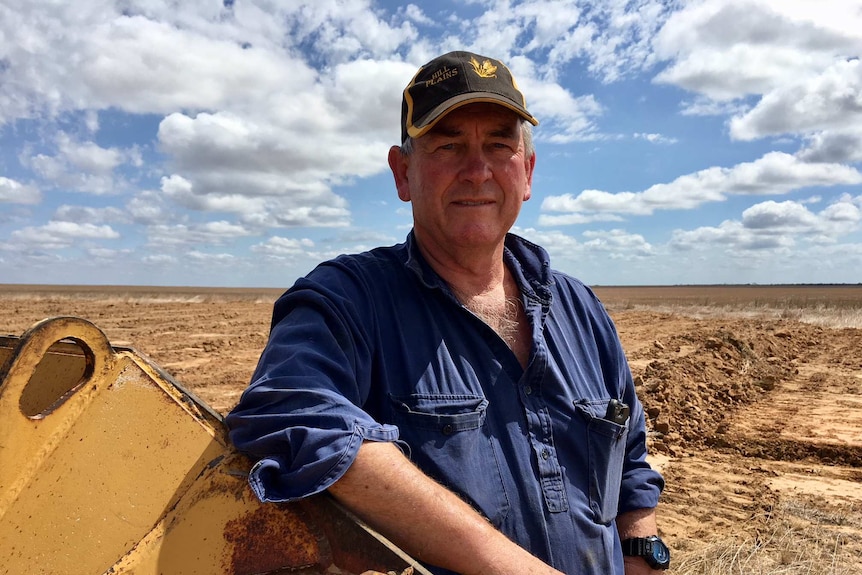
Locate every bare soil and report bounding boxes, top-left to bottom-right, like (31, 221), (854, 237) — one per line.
(2, 284), (861, 571)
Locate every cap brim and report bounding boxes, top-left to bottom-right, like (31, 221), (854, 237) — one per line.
(406, 92), (539, 139)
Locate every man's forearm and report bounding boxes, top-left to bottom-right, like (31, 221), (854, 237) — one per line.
(327, 441), (562, 575)
(616, 507), (657, 539)
(616, 508), (663, 575)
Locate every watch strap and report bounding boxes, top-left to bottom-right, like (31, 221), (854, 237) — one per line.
(621, 536), (652, 557)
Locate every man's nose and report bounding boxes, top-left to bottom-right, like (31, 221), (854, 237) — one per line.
(458, 147), (493, 184)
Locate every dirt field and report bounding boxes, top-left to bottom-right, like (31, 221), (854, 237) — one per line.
(2, 284), (861, 572)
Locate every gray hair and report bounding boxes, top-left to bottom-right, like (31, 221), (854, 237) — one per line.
(400, 120), (534, 157)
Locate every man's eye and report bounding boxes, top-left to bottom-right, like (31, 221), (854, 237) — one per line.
(438, 143), (455, 150)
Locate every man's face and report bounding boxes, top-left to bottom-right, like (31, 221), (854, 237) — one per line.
(389, 103), (536, 258)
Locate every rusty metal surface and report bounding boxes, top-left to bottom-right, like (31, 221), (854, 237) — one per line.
(0, 316), (429, 575)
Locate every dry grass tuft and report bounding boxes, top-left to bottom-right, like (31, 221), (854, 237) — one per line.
(673, 499), (861, 575)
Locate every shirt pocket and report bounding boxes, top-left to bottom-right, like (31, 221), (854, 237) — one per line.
(389, 393), (510, 525)
(390, 393), (488, 434)
(573, 399), (629, 525)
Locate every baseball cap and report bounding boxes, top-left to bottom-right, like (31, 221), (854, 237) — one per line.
(401, 50), (539, 144)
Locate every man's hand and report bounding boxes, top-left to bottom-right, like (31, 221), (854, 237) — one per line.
(329, 441), (564, 575)
(623, 557), (665, 575)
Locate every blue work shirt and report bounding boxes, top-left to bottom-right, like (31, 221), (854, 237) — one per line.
(227, 232), (664, 575)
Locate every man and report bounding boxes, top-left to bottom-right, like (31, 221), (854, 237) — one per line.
(226, 50), (668, 575)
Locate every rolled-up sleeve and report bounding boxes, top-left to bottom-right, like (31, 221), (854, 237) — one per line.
(612, 320), (665, 514)
(226, 269), (402, 503)
(618, 373), (665, 514)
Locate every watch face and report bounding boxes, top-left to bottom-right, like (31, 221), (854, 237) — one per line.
(649, 538), (671, 569)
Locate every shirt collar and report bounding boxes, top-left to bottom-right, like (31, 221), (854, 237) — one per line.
(402, 230), (554, 303)
(504, 233), (554, 304)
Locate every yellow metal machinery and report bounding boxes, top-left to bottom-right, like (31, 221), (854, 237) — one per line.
(0, 316), (428, 575)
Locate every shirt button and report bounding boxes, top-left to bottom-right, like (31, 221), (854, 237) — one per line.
(541, 449), (550, 460)
(524, 385), (533, 395)
(442, 424), (454, 435)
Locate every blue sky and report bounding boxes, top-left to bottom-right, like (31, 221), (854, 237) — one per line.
(1, 0), (861, 287)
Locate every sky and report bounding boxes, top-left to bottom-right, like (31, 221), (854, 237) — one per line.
(1, 0), (861, 288)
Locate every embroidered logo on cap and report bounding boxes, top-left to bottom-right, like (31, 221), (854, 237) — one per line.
(470, 56), (497, 78)
(425, 65), (459, 87)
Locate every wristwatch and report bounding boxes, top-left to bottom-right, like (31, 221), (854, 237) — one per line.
(621, 535), (671, 570)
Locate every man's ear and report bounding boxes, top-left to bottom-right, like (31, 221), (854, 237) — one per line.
(523, 151), (536, 201)
(388, 146), (411, 202)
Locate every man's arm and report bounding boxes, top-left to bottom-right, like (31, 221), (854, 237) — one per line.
(616, 508), (663, 575)
(328, 441), (563, 575)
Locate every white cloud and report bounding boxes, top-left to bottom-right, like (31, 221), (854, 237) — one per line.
(577, 0), (670, 82)
(515, 227), (583, 257)
(634, 132), (678, 144)
(19, 132), (137, 195)
(652, 0), (862, 101)
(0, 177), (41, 204)
(499, 0), (670, 83)
(1, 1), (421, 122)
(251, 236), (316, 257)
(730, 59), (862, 141)
(742, 200), (821, 231)
(671, 219), (797, 252)
(186, 250), (237, 263)
(400, 4), (433, 26)
(142, 253), (178, 265)
(158, 174), (351, 229)
(55, 132), (124, 173)
(678, 97), (749, 117)
(465, 0), (585, 62)
(87, 247), (131, 259)
(0, 10), (272, 120)
(798, 127), (862, 164)
(582, 228), (655, 258)
(53, 205), (128, 224)
(10, 221), (120, 250)
(127, 191), (170, 225)
(84, 110), (99, 133)
(534, 211), (626, 226)
(153, 56), (415, 226)
(145, 221), (252, 250)
(524, 81), (604, 142)
(280, 0), (419, 62)
(670, 195), (862, 253)
(540, 152), (862, 220)
(516, 227), (655, 276)
(650, 0), (862, 171)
